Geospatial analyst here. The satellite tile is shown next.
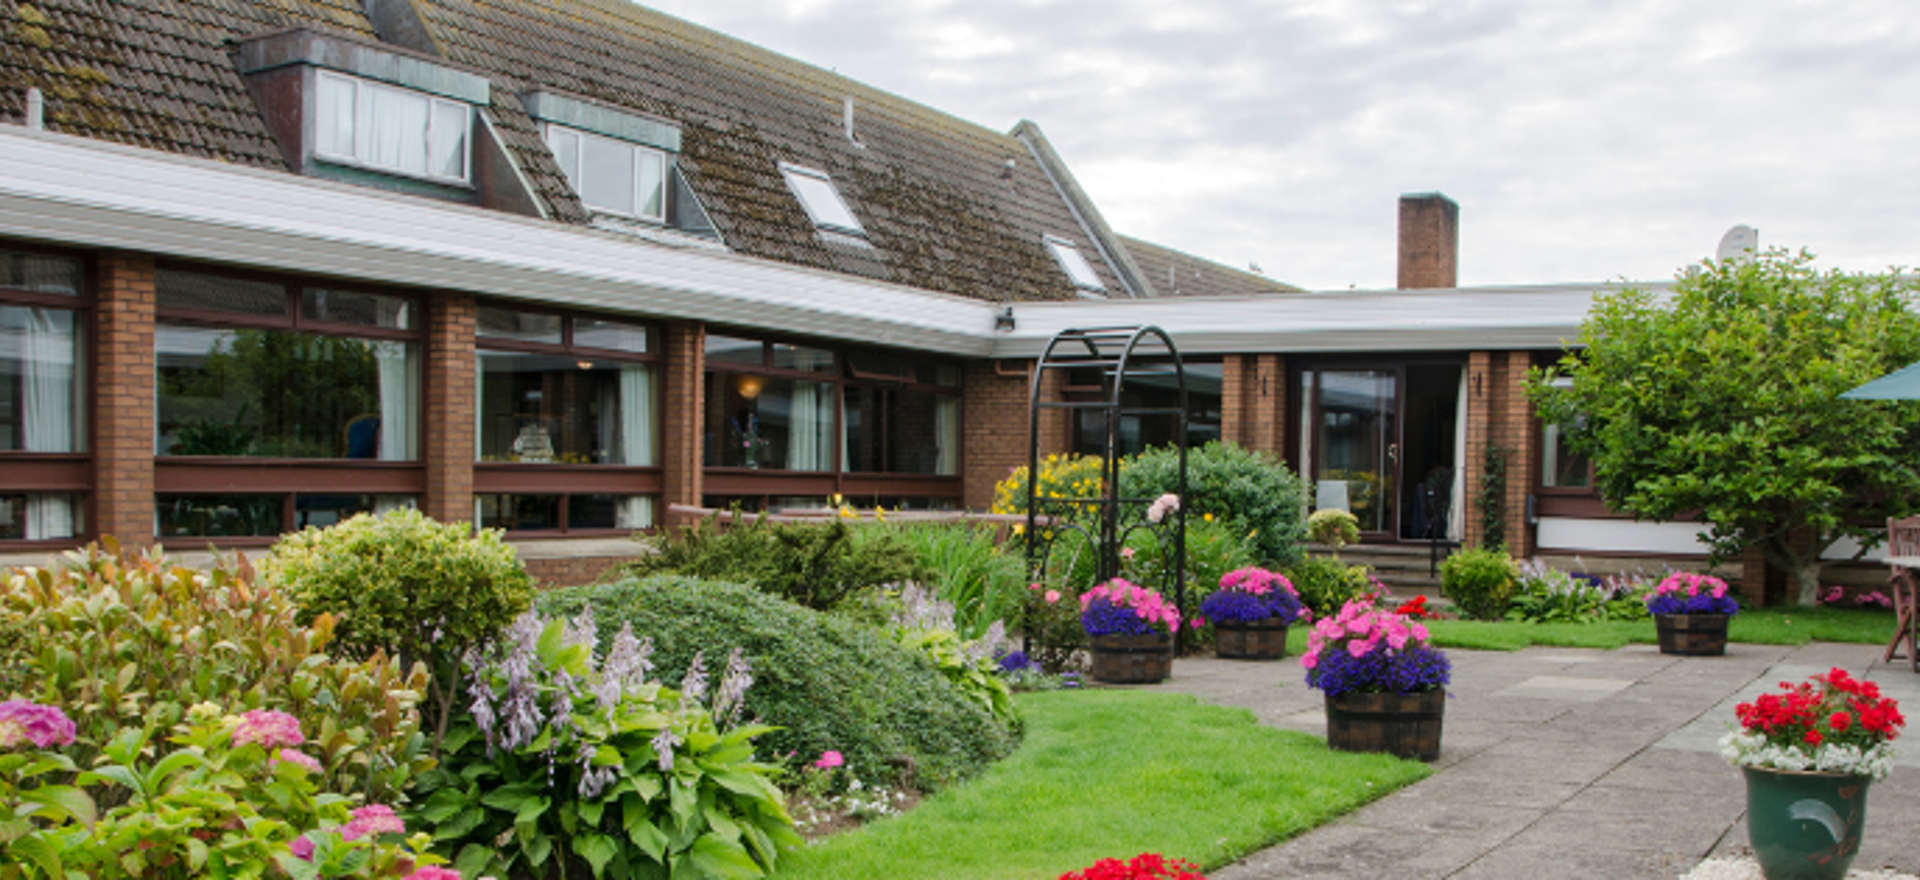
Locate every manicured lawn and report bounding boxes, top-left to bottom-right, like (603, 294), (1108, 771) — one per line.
(1415, 607), (1896, 651)
(772, 690), (1430, 879)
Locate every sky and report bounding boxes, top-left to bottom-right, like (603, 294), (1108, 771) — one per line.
(641, 0), (1920, 292)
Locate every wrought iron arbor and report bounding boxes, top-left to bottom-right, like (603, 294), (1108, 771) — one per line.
(1023, 325), (1191, 648)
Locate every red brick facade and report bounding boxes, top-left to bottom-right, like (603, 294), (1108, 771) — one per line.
(422, 293), (475, 524)
(1221, 354), (1285, 459)
(93, 253), (158, 545)
(1460, 350), (1537, 553)
(660, 321), (705, 510)
(962, 360), (1035, 510)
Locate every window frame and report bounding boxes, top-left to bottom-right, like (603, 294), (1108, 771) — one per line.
(0, 244), (92, 548)
(778, 163), (864, 235)
(1044, 235), (1107, 294)
(543, 123), (670, 224)
(313, 70), (473, 185)
(474, 304), (665, 536)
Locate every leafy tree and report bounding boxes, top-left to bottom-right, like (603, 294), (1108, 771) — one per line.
(1530, 249), (1920, 605)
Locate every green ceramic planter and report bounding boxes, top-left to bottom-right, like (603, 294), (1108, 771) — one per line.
(1743, 766), (1871, 880)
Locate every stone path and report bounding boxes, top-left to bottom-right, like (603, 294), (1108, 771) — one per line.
(1146, 641), (1920, 879)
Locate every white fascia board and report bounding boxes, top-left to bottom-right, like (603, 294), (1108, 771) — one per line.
(0, 128), (996, 355)
(988, 283), (1672, 358)
(1535, 517), (1711, 556)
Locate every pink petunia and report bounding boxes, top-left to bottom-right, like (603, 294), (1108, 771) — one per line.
(1044, 590), (1061, 604)
(288, 836), (314, 862)
(1347, 639), (1376, 659)
(813, 750), (844, 769)
(401, 868), (463, 880)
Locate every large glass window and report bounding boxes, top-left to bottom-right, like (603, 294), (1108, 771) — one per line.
(1541, 422), (1592, 489)
(315, 71), (471, 183)
(1070, 360), (1222, 457)
(545, 125), (668, 222)
(0, 248), (87, 543)
(155, 270), (420, 460)
(156, 493), (413, 538)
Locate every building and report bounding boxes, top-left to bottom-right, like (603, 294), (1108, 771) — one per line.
(0, 0), (1840, 598)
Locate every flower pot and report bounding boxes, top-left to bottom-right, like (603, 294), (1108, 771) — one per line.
(1324, 689), (1444, 762)
(1655, 613), (1730, 655)
(1088, 633), (1172, 684)
(1214, 618), (1289, 660)
(1743, 766), (1871, 880)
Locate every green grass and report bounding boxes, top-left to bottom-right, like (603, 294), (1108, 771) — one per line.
(1415, 607), (1897, 651)
(772, 690), (1430, 879)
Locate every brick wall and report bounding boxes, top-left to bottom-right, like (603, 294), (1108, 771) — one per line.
(422, 293), (475, 524)
(522, 554), (632, 588)
(94, 253), (157, 545)
(660, 321), (705, 508)
(1221, 354), (1285, 459)
(1398, 194), (1459, 290)
(1461, 350), (1542, 555)
(962, 360), (1031, 509)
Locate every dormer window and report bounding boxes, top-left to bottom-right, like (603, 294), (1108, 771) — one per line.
(1045, 236), (1106, 294)
(780, 163), (863, 235)
(315, 70), (471, 184)
(544, 125), (667, 223)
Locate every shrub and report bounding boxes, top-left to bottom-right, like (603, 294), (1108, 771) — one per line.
(0, 541), (430, 805)
(876, 523), (1026, 640)
(887, 586), (1018, 729)
(263, 508), (533, 745)
(1011, 583), (1087, 673)
(1286, 556), (1374, 619)
(1307, 508), (1360, 551)
(1440, 547), (1519, 620)
(1120, 441), (1309, 569)
(991, 453), (1107, 518)
(628, 515), (925, 612)
(537, 577), (1017, 791)
(409, 610), (798, 880)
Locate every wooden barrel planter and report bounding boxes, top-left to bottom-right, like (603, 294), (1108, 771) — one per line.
(1324, 689), (1445, 762)
(1089, 633), (1173, 684)
(1214, 618), (1289, 660)
(1655, 613), (1730, 656)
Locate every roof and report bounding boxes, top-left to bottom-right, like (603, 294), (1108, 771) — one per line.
(1119, 235), (1303, 297)
(1, 0), (1131, 304)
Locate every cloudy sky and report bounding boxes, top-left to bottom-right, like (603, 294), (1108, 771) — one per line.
(644, 0), (1920, 291)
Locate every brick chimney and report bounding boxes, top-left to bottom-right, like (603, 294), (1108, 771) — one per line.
(1397, 193), (1458, 289)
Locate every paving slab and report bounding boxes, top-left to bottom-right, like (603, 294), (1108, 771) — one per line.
(1159, 641), (1920, 879)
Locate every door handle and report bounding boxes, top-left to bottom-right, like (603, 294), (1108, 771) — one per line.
(1387, 443), (1399, 464)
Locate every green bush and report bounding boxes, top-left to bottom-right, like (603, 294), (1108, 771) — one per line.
(538, 577), (1017, 791)
(875, 523), (1026, 640)
(1011, 583), (1087, 673)
(1285, 556), (1375, 619)
(1120, 441), (1309, 569)
(1307, 508), (1360, 551)
(411, 611), (798, 880)
(263, 508), (534, 744)
(0, 540), (431, 805)
(629, 515), (926, 612)
(1441, 547), (1519, 620)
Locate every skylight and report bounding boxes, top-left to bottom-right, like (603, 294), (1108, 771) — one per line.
(780, 163), (863, 234)
(1045, 236), (1105, 292)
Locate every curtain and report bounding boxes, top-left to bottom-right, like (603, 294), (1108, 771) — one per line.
(934, 395), (958, 475)
(787, 382), (823, 471)
(615, 496), (654, 530)
(1449, 368), (1468, 543)
(21, 309), (76, 538)
(374, 342), (417, 461)
(618, 364), (654, 466)
(367, 85), (429, 176)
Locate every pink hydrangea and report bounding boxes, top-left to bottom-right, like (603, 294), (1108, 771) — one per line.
(340, 804), (406, 841)
(232, 709), (304, 749)
(813, 750), (844, 769)
(0, 700), (76, 749)
(288, 836), (314, 861)
(402, 869), (462, 880)
(270, 748), (323, 775)
(1044, 590), (1061, 604)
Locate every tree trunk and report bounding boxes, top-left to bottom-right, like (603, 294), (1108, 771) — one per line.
(1791, 559), (1823, 607)
(1761, 529), (1829, 607)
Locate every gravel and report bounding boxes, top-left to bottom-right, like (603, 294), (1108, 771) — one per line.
(1682, 857), (1919, 880)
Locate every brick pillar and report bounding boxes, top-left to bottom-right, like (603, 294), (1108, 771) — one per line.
(422, 293), (475, 524)
(1222, 354), (1287, 458)
(94, 253), (156, 546)
(1036, 362), (1071, 460)
(1398, 193), (1459, 289)
(1496, 351), (1536, 556)
(962, 360), (1032, 510)
(1460, 351), (1494, 549)
(660, 321), (705, 511)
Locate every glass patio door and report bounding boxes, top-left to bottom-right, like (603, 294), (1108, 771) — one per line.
(1307, 369), (1399, 535)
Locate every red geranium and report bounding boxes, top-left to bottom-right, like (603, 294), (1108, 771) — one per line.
(1059, 852), (1205, 880)
(1723, 667), (1905, 780)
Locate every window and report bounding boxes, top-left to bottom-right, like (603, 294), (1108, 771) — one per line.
(315, 71), (471, 184)
(1069, 360), (1221, 457)
(0, 247), (87, 542)
(156, 493), (413, 539)
(1538, 377), (1592, 490)
(155, 270), (421, 460)
(843, 354), (961, 476)
(779, 164), (863, 234)
(1045, 236), (1106, 293)
(475, 306), (660, 533)
(545, 125), (668, 222)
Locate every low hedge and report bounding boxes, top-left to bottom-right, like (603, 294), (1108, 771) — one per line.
(538, 576), (1018, 791)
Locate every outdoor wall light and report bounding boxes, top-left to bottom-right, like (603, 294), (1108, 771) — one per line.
(994, 306), (1016, 332)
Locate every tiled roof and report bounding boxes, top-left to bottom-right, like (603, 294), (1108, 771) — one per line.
(1120, 235), (1303, 297)
(2, 0), (1125, 303)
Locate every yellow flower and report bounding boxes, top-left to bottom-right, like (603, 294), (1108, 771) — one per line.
(1203, 513), (1214, 522)
(1012, 524), (1024, 535)
(839, 505), (855, 519)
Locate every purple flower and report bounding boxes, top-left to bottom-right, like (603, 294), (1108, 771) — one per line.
(0, 700), (76, 749)
(712, 648), (753, 730)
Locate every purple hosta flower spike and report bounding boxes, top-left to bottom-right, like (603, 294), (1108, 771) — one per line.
(563, 608), (598, 660)
(496, 614), (547, 751)
(712, 647), (754, 730)
(651, 727), (683, 772)
(577, 742), (617, 800)
(680, 651), (709, 706)
(603, 624), (654, 693)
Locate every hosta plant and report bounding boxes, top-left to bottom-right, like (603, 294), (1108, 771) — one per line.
(887, 586), (1017, 729)
(1719, 667), (1905, 780)
(408, 610), (798, 880)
